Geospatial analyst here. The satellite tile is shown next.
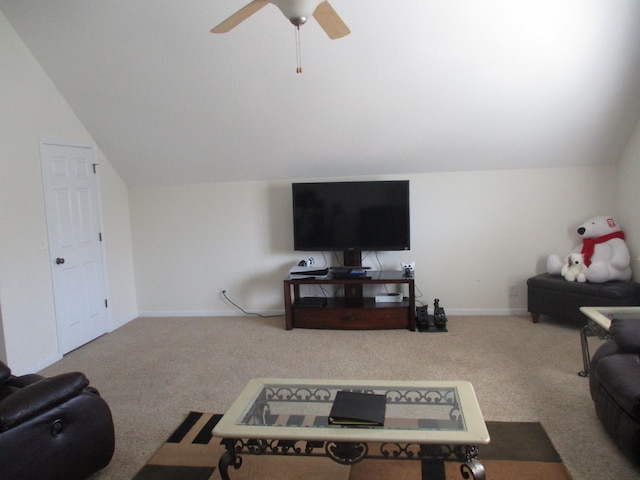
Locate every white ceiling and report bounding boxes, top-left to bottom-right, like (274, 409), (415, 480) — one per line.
(2, 0), (640, 186)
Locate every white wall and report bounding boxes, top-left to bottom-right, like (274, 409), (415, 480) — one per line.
(2, 8), (638, 372)
(98, 157), (139, 329)
(0, 12), (138, 373)
(130, 165), (619, 317)
(617, 117), (640, 281)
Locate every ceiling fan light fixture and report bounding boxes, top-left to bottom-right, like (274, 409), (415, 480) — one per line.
(289, 16), (308, 27)
(211, 0), (350, 40)
(271, 0), (322, 26)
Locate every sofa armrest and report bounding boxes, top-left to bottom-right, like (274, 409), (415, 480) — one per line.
(4, 374), (44, 388)
(609, 317), (640, 353)
(0, 362), (11, 383)
(0, 372), (89, 432)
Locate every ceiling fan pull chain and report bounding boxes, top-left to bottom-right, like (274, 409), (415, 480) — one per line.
(295, 26), (303, 74)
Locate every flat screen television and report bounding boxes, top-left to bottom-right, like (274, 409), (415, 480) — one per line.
(292, 180), (410, 260)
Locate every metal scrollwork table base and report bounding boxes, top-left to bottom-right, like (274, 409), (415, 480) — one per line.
(212, 379), (489, 480)
(217, 438), (485, 480)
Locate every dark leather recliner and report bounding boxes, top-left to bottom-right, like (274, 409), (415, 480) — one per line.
(590, 317), (640, 463)
(0, 361), (115, 480)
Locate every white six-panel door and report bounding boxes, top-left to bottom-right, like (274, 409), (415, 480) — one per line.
(40, 139), (109, 354)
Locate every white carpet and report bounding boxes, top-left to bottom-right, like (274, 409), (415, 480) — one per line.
(41, 315), (640, 480)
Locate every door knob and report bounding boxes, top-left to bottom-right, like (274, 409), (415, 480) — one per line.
(56, 257), (65, 265)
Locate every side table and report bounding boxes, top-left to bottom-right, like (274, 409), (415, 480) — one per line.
(578, 306), (640, 377)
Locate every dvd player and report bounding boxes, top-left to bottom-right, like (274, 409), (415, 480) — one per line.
(330, 267), (368, 279)
(296, 297), (327, 307)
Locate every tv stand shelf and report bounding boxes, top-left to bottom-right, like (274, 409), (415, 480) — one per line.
(283, 271), (415, 331)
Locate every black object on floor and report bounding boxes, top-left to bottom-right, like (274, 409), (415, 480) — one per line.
(417, 299), (448, 332)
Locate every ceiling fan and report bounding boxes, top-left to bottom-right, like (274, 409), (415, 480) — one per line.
(211, 0), (351, 39)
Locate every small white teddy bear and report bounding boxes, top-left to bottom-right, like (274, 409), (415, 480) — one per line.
(561, 253), (588, 283)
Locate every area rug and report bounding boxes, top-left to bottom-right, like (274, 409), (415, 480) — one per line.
(133, 412), (574, 480)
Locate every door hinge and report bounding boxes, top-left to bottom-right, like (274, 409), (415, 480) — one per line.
(105, 299), (108, 308)
(99, 232), (102, 242)
(92, 163), (99, 174)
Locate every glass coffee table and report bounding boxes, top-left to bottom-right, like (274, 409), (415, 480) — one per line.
(212, 378), (490, 480)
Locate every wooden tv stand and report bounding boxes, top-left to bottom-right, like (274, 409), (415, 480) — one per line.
(283, 271), (415, 331)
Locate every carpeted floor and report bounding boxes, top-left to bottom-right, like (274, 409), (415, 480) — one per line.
(133, 412), (573, 480)
(40, 316), (640, 479)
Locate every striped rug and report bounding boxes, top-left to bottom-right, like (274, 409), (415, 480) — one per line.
(133, 412), (573, 480)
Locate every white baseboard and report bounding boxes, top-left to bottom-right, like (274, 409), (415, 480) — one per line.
(137, 309), (286, 318)
(445, 308), (529, 316)
(136, 308), (526, 318)
(18, 352), (63, 375)
(109, 312), (139, 331)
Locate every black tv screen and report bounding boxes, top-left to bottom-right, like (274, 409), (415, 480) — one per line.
(292, 180), (410, 252)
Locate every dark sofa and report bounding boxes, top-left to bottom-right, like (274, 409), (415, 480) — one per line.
(590, 317), (640, 463)
(0, 361), (115, 480)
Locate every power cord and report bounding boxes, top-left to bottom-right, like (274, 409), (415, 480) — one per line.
(220, 290), (283, 318)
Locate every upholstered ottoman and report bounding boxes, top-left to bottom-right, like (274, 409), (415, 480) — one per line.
(527, 273), (640, 324)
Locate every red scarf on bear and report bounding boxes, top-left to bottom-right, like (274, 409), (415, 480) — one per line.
(581, 231), (625, 267)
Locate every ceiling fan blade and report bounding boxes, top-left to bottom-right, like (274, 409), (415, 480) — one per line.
(313, 1), (350, 39)
(211, 0), (269, 33)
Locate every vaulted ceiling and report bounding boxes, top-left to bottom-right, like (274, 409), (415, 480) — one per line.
(2, 0), (640, 186)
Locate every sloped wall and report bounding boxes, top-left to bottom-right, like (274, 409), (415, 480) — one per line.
(618, 117), (640, 281)
(0, 11), (137, 373)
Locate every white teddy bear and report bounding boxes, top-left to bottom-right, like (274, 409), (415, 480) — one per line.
(547, 215), (632, 283)
(561, 253), (588, 283)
